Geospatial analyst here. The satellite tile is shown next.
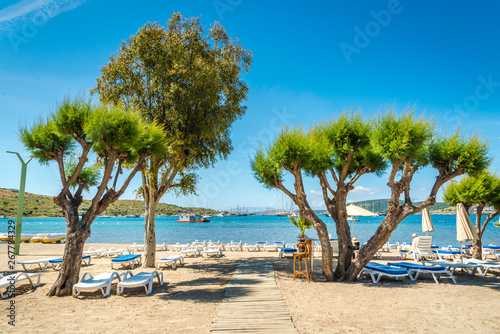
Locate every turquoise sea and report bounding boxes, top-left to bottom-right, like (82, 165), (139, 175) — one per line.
(1, 214), (499, 247)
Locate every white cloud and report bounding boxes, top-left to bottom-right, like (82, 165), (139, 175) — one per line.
(0, 0), (86, 33)
(309, 190), (322, 196)
(350, 185), (377, 196)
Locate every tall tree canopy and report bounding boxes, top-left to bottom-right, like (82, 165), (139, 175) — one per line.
(92, 13), (252, 266)
(443, 171), (500, 259)
(20, 97), (165, 295)
(252, 107), (491, 281)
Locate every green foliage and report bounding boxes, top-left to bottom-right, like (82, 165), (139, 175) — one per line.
(53, 96), (92, 139)
(64, 155), (101, 191)
(251, 126), (310, 188)
(308, 113), (387, 176)
(429, 131), (491, 176)
(19, 119), (74, 164)
(371, 109), (433, 164)
(442, 171), (500, 209)
(289, 215), (313, 236)
(92, 14), (252, 169)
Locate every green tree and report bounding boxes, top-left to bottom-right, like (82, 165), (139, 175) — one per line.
(442, 172), (500, 259)
(92, 14), (251, 267)
(252, 108), (490, 281)
(20, 97), (165, 296)
(289, 215), (313, 238)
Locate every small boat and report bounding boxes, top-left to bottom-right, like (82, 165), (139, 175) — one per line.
(41, 233), (66, 243)
(0, 233), (35, 243)
(30, 233), (47, 243)
(176, 214), (210, 223)
(347, 217), (359, 222)
(202, 214), (213, 219)
(216, 213), (226, 217)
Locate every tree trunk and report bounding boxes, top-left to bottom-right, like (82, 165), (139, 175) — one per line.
(300, 209), (334, 281)
(472, 238), (483, 260)
(143, 200), (157, 267)
(48, 211), (91, 296)
(329, 194), (354, 281)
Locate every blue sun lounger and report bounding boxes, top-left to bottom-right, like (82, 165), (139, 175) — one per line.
(435, 250), (462, 260)
(358, 262), (409, 283)
(387, 262), (456, 284)
(111, 254), (142, 269)
(49, 255), (91, 270)
(278, 247), (297, 259)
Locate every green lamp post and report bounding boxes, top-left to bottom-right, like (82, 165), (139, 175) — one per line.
(7, 151), (32, 255)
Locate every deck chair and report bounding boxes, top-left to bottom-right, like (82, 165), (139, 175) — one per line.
(387, 262), (456, 284)
(435, 249), (462, 260)
(202, 246), (223, 258)
(482, 245), (500, 261)
(83, 247), (108, 258)
(18, 257), (57, 271)
(459, 258), (500, 275)
(422, 260), (482, 276)
(412, 236), (435, 262)
(156, 255), (184, 270)
(111, 254), (142, 269)
(331, 240), (339, 258)
(242, 243), (258, 252)
(102, 247), (132, 258)
(279, 247), (297, 259)
(0, 272), (41, 298)
(49, 255), (91, 270)
(117, 271), (163, 295)
(358, 262), (409, 283)
(73, 272), (124, 297)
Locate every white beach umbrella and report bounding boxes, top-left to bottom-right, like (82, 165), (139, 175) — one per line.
(421, 207), (434, 236)
(346, 203), (377, 238)
(456, 203), (479, 262)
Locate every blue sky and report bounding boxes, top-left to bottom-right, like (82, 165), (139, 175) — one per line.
(1, 0), (500, 211)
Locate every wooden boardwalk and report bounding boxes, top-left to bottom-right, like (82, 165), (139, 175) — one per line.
(211, 262), (297, 333)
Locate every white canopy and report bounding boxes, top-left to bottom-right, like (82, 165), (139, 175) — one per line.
(456, 203), (479, 243)
(421, 207), (434, 235)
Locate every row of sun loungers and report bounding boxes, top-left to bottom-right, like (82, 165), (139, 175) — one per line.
(0, 233), (66, 244)
(17, 256), (91, 271)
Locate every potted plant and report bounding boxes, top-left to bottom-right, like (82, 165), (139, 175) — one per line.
(290, 215), (313, 251)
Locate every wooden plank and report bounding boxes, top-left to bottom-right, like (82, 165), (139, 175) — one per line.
(210, 262), (297, 333)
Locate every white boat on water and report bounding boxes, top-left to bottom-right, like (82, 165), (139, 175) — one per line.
(176, 214), (210, 223)
(216, 212), (225, 217)
(203, 214), (213, 219)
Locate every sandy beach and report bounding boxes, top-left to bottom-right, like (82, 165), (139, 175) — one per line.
(1, 242), (499, 333)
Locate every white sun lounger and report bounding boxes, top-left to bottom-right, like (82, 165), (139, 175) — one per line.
(73, 272), (124, 297)
(202, 246), (223, 258)
(156, 255), (184, 270)
(83, 247), (108, 258)
(172, 243), (190, 252)
(264, 241), (284, 252)
(111, 254), (142, 269)
(117, 271), (163, 295)
(156, 243), (168, 251)
(49, 256), (91, 270)
(422, 260), (482, 276)
(17, 257), (58, 271)
(130, 243), (144, 252)
(180, 247), (198, 258)
(102, 247), (132, 258)
(388, 262), (456, 284)
(458, 258), (500, 275)
(358, 262), (409, 283)
(242, 243), (258, 252)
(0, 272), (41, 298)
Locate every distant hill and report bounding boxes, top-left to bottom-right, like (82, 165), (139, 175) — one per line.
(0, 188), (217, 218)
(350, 199), (451, 214)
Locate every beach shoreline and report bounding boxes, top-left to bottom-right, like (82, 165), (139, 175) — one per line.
(1, 243), (499, 333)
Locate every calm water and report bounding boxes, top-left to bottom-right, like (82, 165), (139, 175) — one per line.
(1, 214), (499, 246)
